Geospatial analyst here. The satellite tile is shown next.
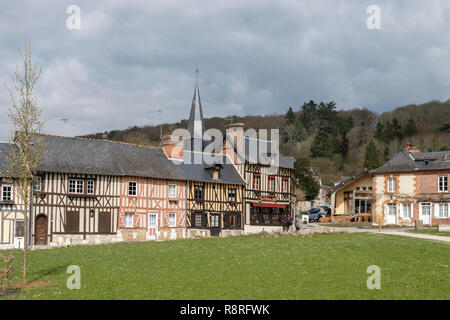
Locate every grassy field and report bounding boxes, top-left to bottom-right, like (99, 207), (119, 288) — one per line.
(407, 229), (450, 237)
(1, 233), (449, 300)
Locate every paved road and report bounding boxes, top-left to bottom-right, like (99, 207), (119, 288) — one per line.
(310, 223), (450, 244)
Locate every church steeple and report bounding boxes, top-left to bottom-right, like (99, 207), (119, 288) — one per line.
(187, 68), (204, 140)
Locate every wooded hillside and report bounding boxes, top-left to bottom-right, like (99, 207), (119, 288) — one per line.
(84, 100), (450, 187)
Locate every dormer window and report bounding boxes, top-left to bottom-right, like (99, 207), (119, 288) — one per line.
(445, 154), (450, 162)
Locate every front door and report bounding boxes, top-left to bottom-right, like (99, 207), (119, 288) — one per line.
(387, 204), (397, 225)
(148, 213), (158, 240)
(14, 219), (24, 249)
(35, 215), (48, 245)
(420, 203), (431, 225)
(210, 214), (221, 236)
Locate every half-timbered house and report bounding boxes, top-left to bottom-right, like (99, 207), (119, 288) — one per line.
(181, 152), (245, 237)
(117, 147), (187, 241)
(161, 75), (246, 237)
(222, 123), (297, 234)
(0, 143), (25, 249)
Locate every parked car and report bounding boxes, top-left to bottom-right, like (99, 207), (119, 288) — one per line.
(318, 205), (331, 216)
(306, 208), (321, 215)
(308, 213), (321, 223)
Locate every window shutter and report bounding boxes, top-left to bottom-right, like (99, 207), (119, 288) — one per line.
(434, 203), (439, 218)
(410, 204), (414, 219)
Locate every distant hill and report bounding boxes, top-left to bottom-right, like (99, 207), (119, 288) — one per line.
(83, 100), (450, 190)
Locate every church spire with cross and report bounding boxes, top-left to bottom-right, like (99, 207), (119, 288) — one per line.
(187, 67), (205, 141)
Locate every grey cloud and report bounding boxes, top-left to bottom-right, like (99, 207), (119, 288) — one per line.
(0, 0), (449, 140)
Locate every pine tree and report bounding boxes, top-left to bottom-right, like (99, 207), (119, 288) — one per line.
(364, 140), (381, 170)
(310, 125), (332, 158)
(392, 118), (402, 139)
(285, 107), (295, 125)
(403, 118), (418, 136)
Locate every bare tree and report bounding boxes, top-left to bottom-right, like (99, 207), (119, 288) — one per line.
(5, 42), (45, 284)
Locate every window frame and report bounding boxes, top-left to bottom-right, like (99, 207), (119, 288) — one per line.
(168, 213), (176, 227)
(387, 177), (397, 193)
(1, 184), (13, 202)
(68, 178), (84, 194)
(148, 213), (158, 228)
(194, 185), (204, 201)
(436, 203), (449, 218)
(401, 203), (412, 219)
(438, 176), (448, 193)
(33, 176), (43, 192)
(125, 213), (134, 228)
(228, 188), (237, 202)
(253, 174), (261, 190)
(86, 179), (95, 195)
(168, 184), (177, 199)
(128, 181), (137, 197)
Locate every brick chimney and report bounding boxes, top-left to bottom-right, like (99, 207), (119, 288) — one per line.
(405, 144), (420, 154)
(162, 135), (183, 159)
(223, 122), (245, 164)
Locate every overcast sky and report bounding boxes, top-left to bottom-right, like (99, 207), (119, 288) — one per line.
(0, 0), (449, 140)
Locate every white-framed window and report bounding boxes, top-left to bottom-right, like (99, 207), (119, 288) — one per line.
(1, 184), (13, 201)
(436, 203), (449, 218)
(33, 176), (42, 192)
(438, 176), (448, 192)
(128, 181), (137, 196)
(87, 179), (95, 194)
(69, 179), (84, 194)
(401, 203), (412, 218)
(168, 184), (177, 199)
(388, 177), (397, 193)
(125, 213), (134, 227)
(169, 213), (176, 227)
(148, 213), (157, 228)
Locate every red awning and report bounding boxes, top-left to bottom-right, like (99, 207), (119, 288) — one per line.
(253, 203), (286, 208)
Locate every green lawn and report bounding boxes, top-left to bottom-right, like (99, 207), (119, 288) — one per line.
(407, 229), (450, 237)
(1, 233), (449, 300)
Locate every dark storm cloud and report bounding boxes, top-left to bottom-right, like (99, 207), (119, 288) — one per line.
(0, 0), (449, 139)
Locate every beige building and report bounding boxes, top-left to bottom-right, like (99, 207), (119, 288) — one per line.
(331, 170), (373, 215)
(372, 148), (450, 226)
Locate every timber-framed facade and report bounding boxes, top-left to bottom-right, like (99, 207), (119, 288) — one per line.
(186, 180), (244, 237)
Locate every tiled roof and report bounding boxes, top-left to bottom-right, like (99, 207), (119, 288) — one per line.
(372, 150), (450, 174)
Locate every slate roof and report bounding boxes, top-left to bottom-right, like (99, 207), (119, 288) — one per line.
(0, 135), (246, 185)
(0, 143), (17, 177)
(187, 77), (204, 140)
(224, 134), (295, 169)
(372, 150), (450, 174)
(179, 151), (246, 185)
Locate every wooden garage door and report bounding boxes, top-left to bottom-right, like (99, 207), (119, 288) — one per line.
(98, 212), (111, 233)
(65, 211), (79, 233)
